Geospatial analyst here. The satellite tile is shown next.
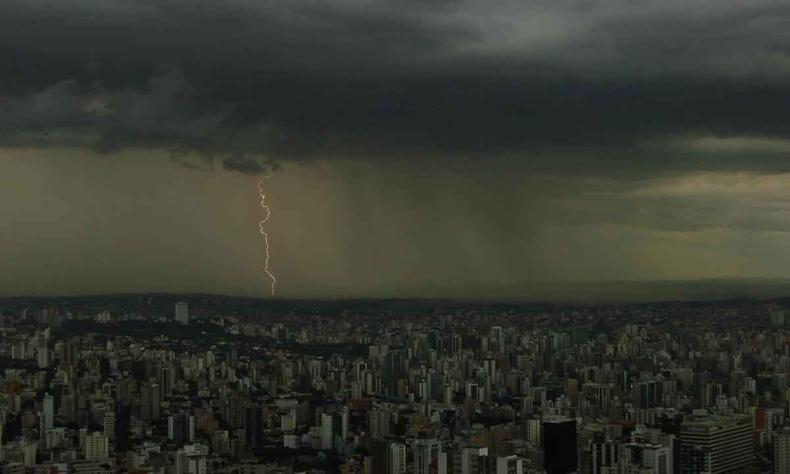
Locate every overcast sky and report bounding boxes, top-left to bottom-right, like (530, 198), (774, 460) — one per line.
(2, 0), (790, 299)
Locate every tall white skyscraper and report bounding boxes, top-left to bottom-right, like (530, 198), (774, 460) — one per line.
(320, 413), (334, 450)
(42, 393), (54, 431)
(175, 301), (189, 325)
(388, 443), (407, 474)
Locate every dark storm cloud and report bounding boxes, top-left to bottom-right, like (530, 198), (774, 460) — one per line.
(2, 0), (790, 174)
(221, 155), (280, 175)
(0, 68), (287, 169)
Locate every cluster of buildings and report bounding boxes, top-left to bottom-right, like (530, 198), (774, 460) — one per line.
(0, 296), (788, 473)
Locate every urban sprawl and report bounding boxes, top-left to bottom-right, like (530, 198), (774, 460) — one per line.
(0, 296), (788, 473)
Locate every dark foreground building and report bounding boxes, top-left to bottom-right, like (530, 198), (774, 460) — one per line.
(544, 418), (578, 474)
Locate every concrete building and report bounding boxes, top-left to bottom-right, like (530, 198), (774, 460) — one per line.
(84, 432), (109, 461)
(413, 438), (445, 474)
(623, 442), (669, 473)
(168, 414), (195, 445)
(41, 392), (54, 431)
(775, 428), (790, 474)
(678, 413), (751, 474)
(320, 413), (334, 450)
(175, 444), (207, 474)
(371, 441), (409, 474)
(771, 310), (785, 328)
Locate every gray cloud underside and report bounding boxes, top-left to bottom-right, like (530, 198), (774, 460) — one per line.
(2, 0), (790, 174)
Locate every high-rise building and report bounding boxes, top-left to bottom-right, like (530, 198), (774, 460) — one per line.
(369, 409), (392, 439)
(10, 340), (26, 360)
(771, 310), (785, 328)
(451, 335), (462, 354)
(371, 439), (389, 473)
(227, 395), (244, 429)
(58, 342), (77, 367)
(383, 350), (406, 394)
(149, 383), (161, 421)
(543, 418), (578, 474)
(244, 406), (263, 451)
(41, 392), (54, 431)
(389, 442), (407, 474)
(280, 409), (297, 432)
(371, 440), (407, 474)
(36, 346), (49, 368)
(623, 442), (669, 473)
(84, 431), (109, 461)
(461, 447), (488, 474)
(175, 444), (208, 474)
(341, 406), (350, 438)
(321, 413), (334, 450)
(413, 438), (445, 474)
(175, 301), (189, 325)
(103, 411), (115, 438)
(491, 326), (505, 354)
(23, 441), (36, 467)
(678, 413), (751, 473)
(478, 455), (525, 474)
(589, 432), (620, 474)
(59, 391), (76, 424)
(160, 366), (175, 398)
(168, 414), (195, 445)
(637, 380), (659, 409)
(526, 419), (542, 445)
(775, 428), (790, 474)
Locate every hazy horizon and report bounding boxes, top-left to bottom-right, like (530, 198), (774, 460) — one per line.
(6, 278), (790, 306)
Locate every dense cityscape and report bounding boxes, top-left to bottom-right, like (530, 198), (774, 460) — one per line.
(0, 296), (789, 473)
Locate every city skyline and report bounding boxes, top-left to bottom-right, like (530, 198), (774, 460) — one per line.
(0, 294), (787, 473)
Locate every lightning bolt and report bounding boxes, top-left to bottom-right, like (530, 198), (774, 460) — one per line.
(257, 174), (277, 296)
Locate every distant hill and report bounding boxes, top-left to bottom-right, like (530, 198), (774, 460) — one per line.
(2, 278), (790, 310)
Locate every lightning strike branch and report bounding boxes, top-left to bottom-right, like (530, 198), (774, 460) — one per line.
(257, 175), (277, 296)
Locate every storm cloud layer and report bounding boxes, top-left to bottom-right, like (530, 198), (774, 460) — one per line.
(3, 0), (790, 173)
(2, 0), (790, 299)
